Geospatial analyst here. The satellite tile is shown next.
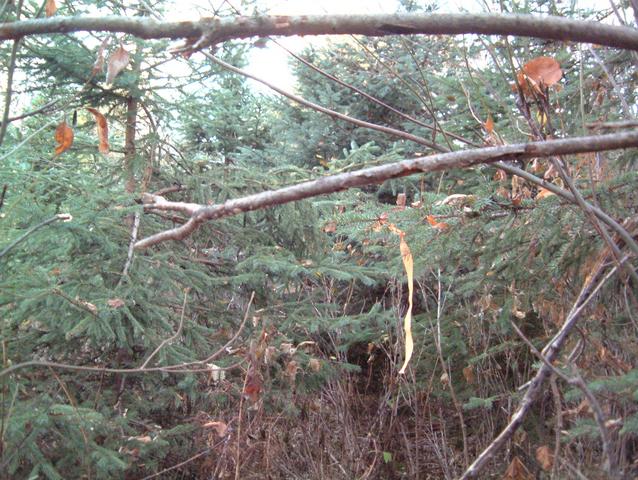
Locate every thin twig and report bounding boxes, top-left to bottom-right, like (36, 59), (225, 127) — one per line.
(140, 447), (214, 480)
(140, 288), (190, 369)
(0, 184), (7, 211)
(116, 211), (140, 287)
(207, 54), (443, 152)
(510, 320), (619, 477)
(0, 292), (254, 378)
(0, 213), (72, 260)
(460, 260), (623, 478)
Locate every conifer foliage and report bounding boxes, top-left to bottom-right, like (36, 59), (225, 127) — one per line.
(1, 1), (637, 478)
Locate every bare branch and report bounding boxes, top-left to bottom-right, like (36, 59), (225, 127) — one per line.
(461, 260), (624, 479)
(140, 288), (189, 369)
(0, 213), (72, 259)
(135, 130), (638, 249)
(0, 14), (638, 51)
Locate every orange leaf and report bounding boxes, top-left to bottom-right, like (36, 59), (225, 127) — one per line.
(106, 45), (130, 84)
(45, 0), (57, 17)
(54, 121), (74, 155)
(462, 365), (475, 384)
(86, 107), (109, 154)
(484, 114), (494, 134)
(536, 188), (555, 200)
(523, 56), (562, 87)
(243, 371), (262, 402)
(426, 215), (449, 231)
(535, 445), (554, 471)
(515, 57), (562, 97)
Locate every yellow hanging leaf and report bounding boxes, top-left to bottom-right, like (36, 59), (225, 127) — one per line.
(397, 231), (414, 374)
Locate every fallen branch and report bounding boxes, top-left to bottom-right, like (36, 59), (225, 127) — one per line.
(135, 130), (638, 249)
(1, 13), (638, 51)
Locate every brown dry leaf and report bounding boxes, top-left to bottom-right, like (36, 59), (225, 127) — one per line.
(243, 371), (262, 402)
(484, 114), (494, 134)
(535, 445), (554, 471)
(285, 360), (299, 380)
(45, 0), (57, 16)
(462, 365), (475, 384)
(308, 358), (321, 372)
(494, 169), (507, 182)
(536, 188), (555, 200)
(106, 45), (130, 84)
(92, 38), (109, 77)
(514, 57), (562, 98)
(426, 215), (449, 232)
(54, 121), (74, 155)
(86, 107), (110, 154)
(323, 220), (337, 233)
(524, 57), (562, 87)
(396, 193), (406, 208)
(203, 420), (228, 437)
(502, 456), (534, 480)
(107, 298), (125, 308)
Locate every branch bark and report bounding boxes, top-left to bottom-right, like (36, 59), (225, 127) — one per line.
(1, 13), (638, 51)
(134, 130), (638, 249)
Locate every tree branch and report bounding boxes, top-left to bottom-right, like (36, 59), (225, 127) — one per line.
(0, 213), (72, 259)
(460, 259), (624, 479)
(134, 130), (638, 249)
(1, 13), (638, 51)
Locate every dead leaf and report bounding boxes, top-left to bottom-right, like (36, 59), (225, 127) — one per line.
(462, 365), (475, 384)
(398, 232), (413, 374)
(536, 188), (555, 200)
(426, 215), (449, 232)
(396, 193), (406, 209)
(130, 435), (152, 444)
(54, 121), (74, 155)
(484, 114), (494, 134)
(106, 45), (130, 84)
(514, 57), (562, 98)
(502, 456), (534, 480)
(523, 57), (562, 87)
(92, 38), (109, 77)
(85, 107), (109, 154)
(308, 358), (321, 372)
(535, 445), (554, 471)
(45, 0), (57, 17)
(203, 420), (228, 437)
(323, 220), (336, 233)
(243, 371), (262, 402)
(285, 360), (299, 382)
(107, 298), (125, 308)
